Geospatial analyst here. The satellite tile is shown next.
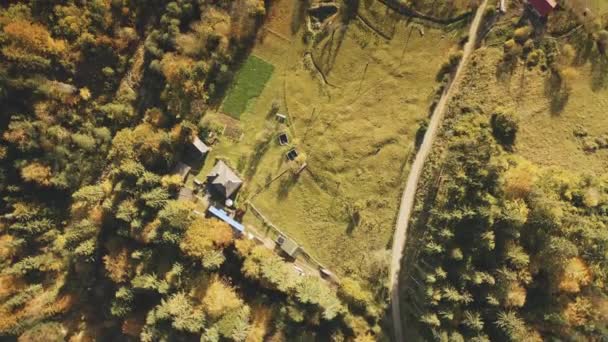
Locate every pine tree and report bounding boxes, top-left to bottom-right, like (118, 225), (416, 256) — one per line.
(462, 311), (484, 332)
(495, 311), (526, 340)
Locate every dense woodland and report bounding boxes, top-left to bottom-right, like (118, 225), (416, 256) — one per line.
(2, 0), (607, 341)
(406, 4), (608, 339)
(412, 110), (608, 341)
(0, 1), (383, 340)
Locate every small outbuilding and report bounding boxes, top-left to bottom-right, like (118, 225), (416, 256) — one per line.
(207, 160), (243, 199)
(278, 133), (289, 146)
(276, 234), (299, 258)
(192, 136), (210, 156)
(528, 0), (557, 16)
(286, 148), (298, 161)
(171, 162), (191, 182)
(276, 113), (287, 123)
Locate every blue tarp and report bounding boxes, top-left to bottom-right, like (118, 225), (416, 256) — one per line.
(208, 206), (245, 233)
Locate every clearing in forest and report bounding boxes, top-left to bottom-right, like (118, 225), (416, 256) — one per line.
(199, 0), (464, 278)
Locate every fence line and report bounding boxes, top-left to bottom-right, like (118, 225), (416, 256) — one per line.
(246, 201), (336, 279)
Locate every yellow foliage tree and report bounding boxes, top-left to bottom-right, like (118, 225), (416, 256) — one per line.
(563, 296), (593, 327)
(180, 217), (233, 261)
(502, 158), (538, 199)
(161, 174), (184, 190)
(2, 20), (66, 68)
(505, 283), (527, 308)
(103, 247), (132, 283)
(79, 87), (91, 100)
(202, 277), (243, 319)
(21, 162), (52, 186)
(558, 257), (591, 293)
(246, 305), (272, 342)
(160, 53), (195, 85)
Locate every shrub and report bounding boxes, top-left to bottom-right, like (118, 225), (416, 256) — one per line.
(490, 109), (518, 147)
(513, 26), (531, 44)
(523, 39), (534, 53)
(527, 50), (541, 67)
(582, 137), (598, 152)
(503, 39), (521, 59)
(18, 322), (65, 342)
(415, 119), (429, 149)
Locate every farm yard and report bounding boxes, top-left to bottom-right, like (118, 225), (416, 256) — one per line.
(195, 0), (466, 278)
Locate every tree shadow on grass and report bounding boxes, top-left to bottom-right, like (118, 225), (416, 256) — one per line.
(292, 0), (310, 34)
(245, 133), (273, 180)
(345, 219), (356, 236)
(496, 58), (517, 83)
(544, 70), (569, 115)
(590, 53), (608, 91)
(314, 24), (349, 78)
(572, 34), (595, 66)
(277, 172), (299, 200)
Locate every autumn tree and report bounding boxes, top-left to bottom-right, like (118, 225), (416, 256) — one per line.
(180, 217), (233, 269)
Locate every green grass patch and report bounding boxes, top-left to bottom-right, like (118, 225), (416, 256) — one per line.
(222, 55), (274, 118)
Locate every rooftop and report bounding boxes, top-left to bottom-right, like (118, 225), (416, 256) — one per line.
(171, 162), (191, 182)
(207, 160), (243, 198)
(276, 234), (299, 257)
(192, 136), (211, 155)
(529, 0), (557, 16)
(208, 206), (244, 233)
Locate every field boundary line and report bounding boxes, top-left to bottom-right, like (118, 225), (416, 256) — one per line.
(246, 202), (335, 276)
(355, 13), (392, 40)
(377, 0), (473, 25)
(265, 27), (292, 42)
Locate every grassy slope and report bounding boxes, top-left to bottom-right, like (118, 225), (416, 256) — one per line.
(196, 0), (461, 276)
(453, 47), (608, 174)
(237, 13), (460, 274)
(222, 55), (274, 118)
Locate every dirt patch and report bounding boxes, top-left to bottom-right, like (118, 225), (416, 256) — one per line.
(266, 0), (301, 37)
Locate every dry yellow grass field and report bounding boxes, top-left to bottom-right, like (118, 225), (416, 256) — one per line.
(453, 47), (608, 174)
(226, 5), (462, 274)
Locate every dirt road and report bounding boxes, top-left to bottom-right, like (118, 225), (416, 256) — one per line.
(389, 1), (488, 340)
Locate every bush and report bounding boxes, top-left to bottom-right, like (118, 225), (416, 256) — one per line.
(415, 119), (429, 149)
(523, 39), (534, 53)
(513, 26), (531, 44)
(573, 125), (588, 137)
(503, 39), (521, 59)
(527, 50), (541, 67)
(490, 109), (518, 147)
(18, 322), (65, 342)
(582, 137), (598, 152)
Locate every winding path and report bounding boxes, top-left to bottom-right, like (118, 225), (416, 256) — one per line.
(389, 1), (488, 340)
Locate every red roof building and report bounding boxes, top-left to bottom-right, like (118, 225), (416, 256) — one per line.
(528, 0), (557, 16)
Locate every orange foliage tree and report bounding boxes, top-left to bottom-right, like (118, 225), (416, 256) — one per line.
(2, 20), (66, 68)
